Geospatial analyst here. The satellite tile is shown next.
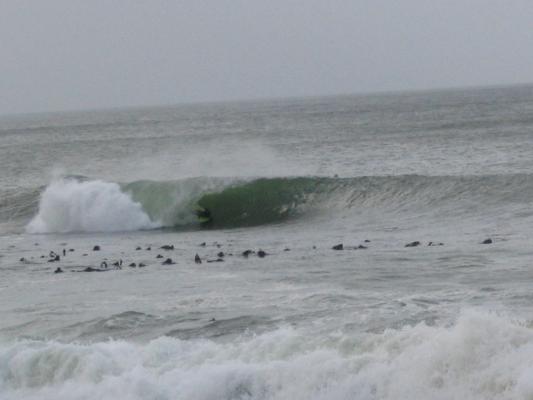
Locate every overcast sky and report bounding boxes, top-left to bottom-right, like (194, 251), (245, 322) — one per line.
(1, 0), (533, 115)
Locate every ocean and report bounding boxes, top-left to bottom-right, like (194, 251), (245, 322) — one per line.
(1, 84), (533, 399)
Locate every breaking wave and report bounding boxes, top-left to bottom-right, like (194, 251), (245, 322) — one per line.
(6, 173), (533, 233)
(26, 179), (158, 233)
(1, 310), (533, 400)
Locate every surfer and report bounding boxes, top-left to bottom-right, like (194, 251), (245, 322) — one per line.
(194, 206), (212, 224)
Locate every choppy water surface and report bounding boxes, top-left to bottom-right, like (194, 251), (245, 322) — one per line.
(1, 85), (533, 399)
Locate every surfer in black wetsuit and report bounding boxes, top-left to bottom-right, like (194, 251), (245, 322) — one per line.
(195, 206), (212, 225)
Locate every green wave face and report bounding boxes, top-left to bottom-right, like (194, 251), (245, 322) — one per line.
(19, 173), (533, 233)
(196, 177), (330, 228)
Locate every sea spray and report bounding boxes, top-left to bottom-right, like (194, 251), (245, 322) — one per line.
(26, 179), (158, 233)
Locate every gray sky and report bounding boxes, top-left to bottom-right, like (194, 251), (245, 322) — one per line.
(1, 0), (533, 115)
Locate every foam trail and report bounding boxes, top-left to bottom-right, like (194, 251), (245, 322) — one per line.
(26, 179), (158, 233)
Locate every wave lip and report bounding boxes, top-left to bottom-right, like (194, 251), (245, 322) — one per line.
(26, 179), (159, 234)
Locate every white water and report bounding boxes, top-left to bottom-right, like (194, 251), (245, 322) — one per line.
(1, 310), (532, 400)
(3, 86), (533, 400)
(26, 179), (158, 233)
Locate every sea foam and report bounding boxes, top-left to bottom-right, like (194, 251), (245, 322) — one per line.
(1, 310), (533, 400)
(26, 179), (158, 233)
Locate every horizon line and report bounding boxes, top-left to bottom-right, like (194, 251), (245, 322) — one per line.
(2, 80), (532, 119)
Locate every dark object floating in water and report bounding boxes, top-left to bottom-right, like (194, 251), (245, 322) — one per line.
(217, 251), (224, 258)
(54, 267), (63, 273)
(405, 241), (421, 247)
(160, 245), (174, 250)
(364, 239), (371, 243)
(135, 246), (142, 250)
(156, 254), (163, 259)
(81, 267), (108, 272)
(139, 263), (146, 267)
(146, 246), (151, 251)
(482, 238), (493, 244)
(69, 248), (75, 252)
(199, 242), (206, 247)
(242, 249), (254, 257)
(257, 250), (267, 258)
(162, 258), (175, 265)
(332, 244), (343, 250)
(207, 258), (224, 263)
(129, 263), (136, 267)
(93, 245), (100, 251)
(48, 255), (60, 262)
(195, 254), (202, 264)
(284, 248), (291, 251)
(345, 245), (366, 250)
(428, 242), (444, 246)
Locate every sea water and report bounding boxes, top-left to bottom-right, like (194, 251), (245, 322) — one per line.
(1, 85), (533, 399)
